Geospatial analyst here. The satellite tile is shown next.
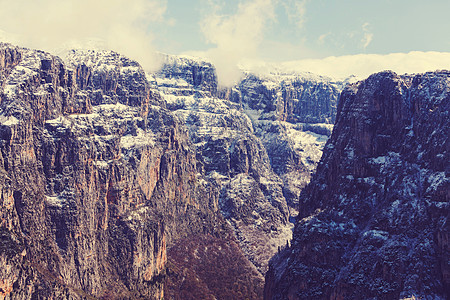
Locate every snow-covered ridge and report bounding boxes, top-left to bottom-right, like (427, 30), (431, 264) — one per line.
(238, 60), (338, 83)
(1, 47), (48, 100)
(63, 48), (143, 75)
(157, 52), (214, 67)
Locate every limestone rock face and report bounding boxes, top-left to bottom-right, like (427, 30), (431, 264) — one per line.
(155, 55), (218, 97)
(0, 43), (247, 299)
(0, 43), (345, 299)
(265, 71), (449, 299)
(236, 73), (342, 124)
(153, 55), (344, 275)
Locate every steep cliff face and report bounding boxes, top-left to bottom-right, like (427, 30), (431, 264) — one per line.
(237, 73), (341, 124)
(154, 59), (291, 274)
(0, 43), (346, 299)
(0, 43), (172, 299)
(153, 55), (343, 275)
(155, 54), (218, 97)
(0, 43), (259, 299)
(265, 71), (449, 299)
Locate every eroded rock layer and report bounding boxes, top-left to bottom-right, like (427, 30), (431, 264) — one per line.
(0, 44), (258, 299)
(0, 43), (344, 299)
(265, 71), (449, 299)
(153, 55), (342, 274)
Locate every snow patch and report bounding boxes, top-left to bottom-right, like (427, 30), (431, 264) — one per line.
(157, 76), (189, 88)
(363, 230), (389, 240)
(125, 206), (150, 224)
(426, 171), (446, 192)
(93, 160), (110, 169)
(120, 128), (155, 149)
(371, 156), (387, 165)
(45, 116), (72, 129)
(94, 102), (130, 112)
(0, 115), (19, 126)
(45, 195), (65, 207)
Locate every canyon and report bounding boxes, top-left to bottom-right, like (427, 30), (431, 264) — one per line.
(0, 43), (447, 299)
(265, 70), (449, 299)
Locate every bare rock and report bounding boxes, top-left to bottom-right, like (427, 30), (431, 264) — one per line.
(265, 71), (449, 299)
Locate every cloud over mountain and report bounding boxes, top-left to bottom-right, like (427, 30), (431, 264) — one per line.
(0, 0), (168, 71)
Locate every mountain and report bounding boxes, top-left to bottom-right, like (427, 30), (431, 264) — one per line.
(0, 44), (264, 299)
(153, 54), (343, 274)
(3, 42), (447, 300)
(0, 43), (343, 299)
(264, 70), (449, 299)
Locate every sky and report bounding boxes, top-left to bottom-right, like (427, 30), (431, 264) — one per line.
(0, 0), (449, 85)
(156, 0), (450, 60)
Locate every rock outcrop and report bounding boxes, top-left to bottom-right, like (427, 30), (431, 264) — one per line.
(265, 71), (449, 299)
(153, 56), (343, 274)
(0, 43), (260, 299)
(0, 43), (345, 299)
(236, 73), (342, 124)
(155, 54), (218, 97)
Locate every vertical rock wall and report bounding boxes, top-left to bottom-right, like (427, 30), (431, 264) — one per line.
(265, 71), (449, 299)
(0, 44), (242, 299)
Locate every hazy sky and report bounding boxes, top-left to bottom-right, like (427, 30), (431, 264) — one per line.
(1, 0), (449, 84)
(156, 0), (450, 60)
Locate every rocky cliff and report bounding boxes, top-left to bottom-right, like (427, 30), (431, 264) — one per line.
(155, 54), (218, 97)
(236, 72), (341, 124)
(265, 70), (449, 299)
(0, 43), (262, 299)
(153, 55), (343, 274)
(0, 43), (344, 299)
(234, 71), (340, 209)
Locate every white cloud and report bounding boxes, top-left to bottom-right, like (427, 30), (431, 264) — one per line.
(199, 0), (276, 86)
(362, 22), (370, 31)
(0, 0), (168, 71)
(318, 32), (331, 45)
(361, 22), (373, 49)
(294, 0), (308, 28)
(280, 51), (450, 79)
(283, 0), (309, 29)
(362, 33), (373, 49)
